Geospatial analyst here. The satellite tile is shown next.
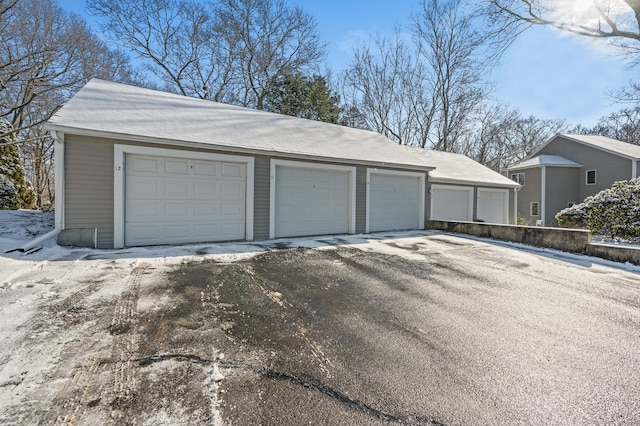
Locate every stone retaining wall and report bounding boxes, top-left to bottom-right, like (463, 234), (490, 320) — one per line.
(426, 220), (640, 266)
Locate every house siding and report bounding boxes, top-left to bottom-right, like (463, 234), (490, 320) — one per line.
(61, 134), (431, 248)
(253, 155), (270, 240)
(545, 167), (579, 226)
(538, 136), (633, 201)
(64, 135), (115, 248)
(511, 167), (542, 226)
(356, 167), (367, 234)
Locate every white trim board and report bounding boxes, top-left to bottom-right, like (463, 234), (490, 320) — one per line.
(113, 144), (254, 248)
(269, 159), (357, 239)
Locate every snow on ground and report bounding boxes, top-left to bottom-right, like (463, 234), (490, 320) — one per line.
(1, 210), (639, 424)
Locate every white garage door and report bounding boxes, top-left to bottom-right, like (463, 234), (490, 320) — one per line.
(274, 165), (351, 238)
(369, 173), (421, 232)
(477, 189), (508, 224)
(125, 154), (246, 246)
(430, 185), (473, 221)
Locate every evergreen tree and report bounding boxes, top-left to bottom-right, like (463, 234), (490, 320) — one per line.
(0, 121), (35, 209)
(0, 174), (18, 210)
(263, 73), (340, 124)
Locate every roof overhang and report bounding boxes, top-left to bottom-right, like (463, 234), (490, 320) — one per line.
(428, 176), (520, 189)
(45, 124), (436, 172)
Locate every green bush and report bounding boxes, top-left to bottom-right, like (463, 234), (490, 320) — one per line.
(555, 178), (640, 239)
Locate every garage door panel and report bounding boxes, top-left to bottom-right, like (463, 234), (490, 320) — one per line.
(274, 165), (351, 238)
(431, 187), (472, 222)
(165, 159), (190, 174)
(130, 156), (160, 173)
(477, 189), (507, 224)
(369, 173), (421, 232)
(221, 163), (243, 178)
(194, 161), (216, 176)
(125, 154), (246, 246)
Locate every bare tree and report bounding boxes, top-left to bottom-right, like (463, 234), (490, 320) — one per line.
(90, 0), (325, 109)
(414, 0), (491, 152)
(589, 105), (640, 144)
(483, 0), (640, 47)
(342, 31), (432, 146)
(483, 0), (640, 102)
(0, 0), (139, 207)
(462, 101), (568, 172)
(213, 0), (326, 109)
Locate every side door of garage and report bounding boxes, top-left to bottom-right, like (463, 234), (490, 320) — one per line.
(270, 160), (356, 238)
(476, 188), (509, 224)
(367, 170), (425, 232)
(430, 185), (473, 222)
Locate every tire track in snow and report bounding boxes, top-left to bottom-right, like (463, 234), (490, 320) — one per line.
(107, 262), (148, 421)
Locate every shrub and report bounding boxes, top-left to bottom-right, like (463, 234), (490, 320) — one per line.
(0, 174), (18, 209)
(555, 178), (640, 239)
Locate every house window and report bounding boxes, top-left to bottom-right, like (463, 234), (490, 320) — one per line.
(530, 202), (539, 216)
(586, 169), (596, 185)
(511, 172), (525, 186)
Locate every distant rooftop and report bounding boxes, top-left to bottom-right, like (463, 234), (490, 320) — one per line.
(555, 134), (640, 160)
(508, 154), (582, 170)
(421, 149), (520, 188)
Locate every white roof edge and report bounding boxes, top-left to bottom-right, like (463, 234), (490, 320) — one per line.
(46, 124), (435, 171)
(506, 163), (583, 171)
(429, 176), (519, 189)
(558, 133), (640, 160)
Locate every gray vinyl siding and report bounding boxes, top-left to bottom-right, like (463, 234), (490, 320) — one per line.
(512, 167), (541, 226)
(545, 167), (579, 226)
(355, 167), (367, 234)
(538, 136), (633, 201)
(423, 176), (430, 226)
(253, 155), (270, 240)
(62, 134), (431, 247)
(64, 135), (115, 248)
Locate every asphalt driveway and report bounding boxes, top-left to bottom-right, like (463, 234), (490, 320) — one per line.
(166, 234), (640, 425)
(2, 232), (640, 425)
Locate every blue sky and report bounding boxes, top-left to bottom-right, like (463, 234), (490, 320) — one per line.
(62, 0), (636, 126)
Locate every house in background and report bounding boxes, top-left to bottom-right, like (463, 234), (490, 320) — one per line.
(421, 150), (520, 225)
(507, 134), (640, 226)
(45, 79), (518, 249)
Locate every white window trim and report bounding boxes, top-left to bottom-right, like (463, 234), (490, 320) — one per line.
(511, 172), (525, 186)
(113, 144), (255, 248)
(365, 168), (426, 233)
(530, 201), (540, 217)
(477, 188), (509, 224)
(269, 159), (357, 239)
(586, 169), (596, 185)
(429, 184), (474, 222)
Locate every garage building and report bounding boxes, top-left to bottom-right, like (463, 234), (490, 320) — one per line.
(422, 150), (520, 225)
(46, 80), (436, 248)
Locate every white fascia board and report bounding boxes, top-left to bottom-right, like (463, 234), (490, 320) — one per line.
(46, 125), (434, 172)
(429, 176), (519, 189)
(52, 131), (65, 230)
(113, 144), (255, 249)
(366, 168), (426, 233)
(269, 159), (357, 239)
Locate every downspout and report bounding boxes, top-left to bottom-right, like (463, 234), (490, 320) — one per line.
(52, 130), (65, 234)
(540, 165), (546, 226)
(633, 160), (637, 179)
